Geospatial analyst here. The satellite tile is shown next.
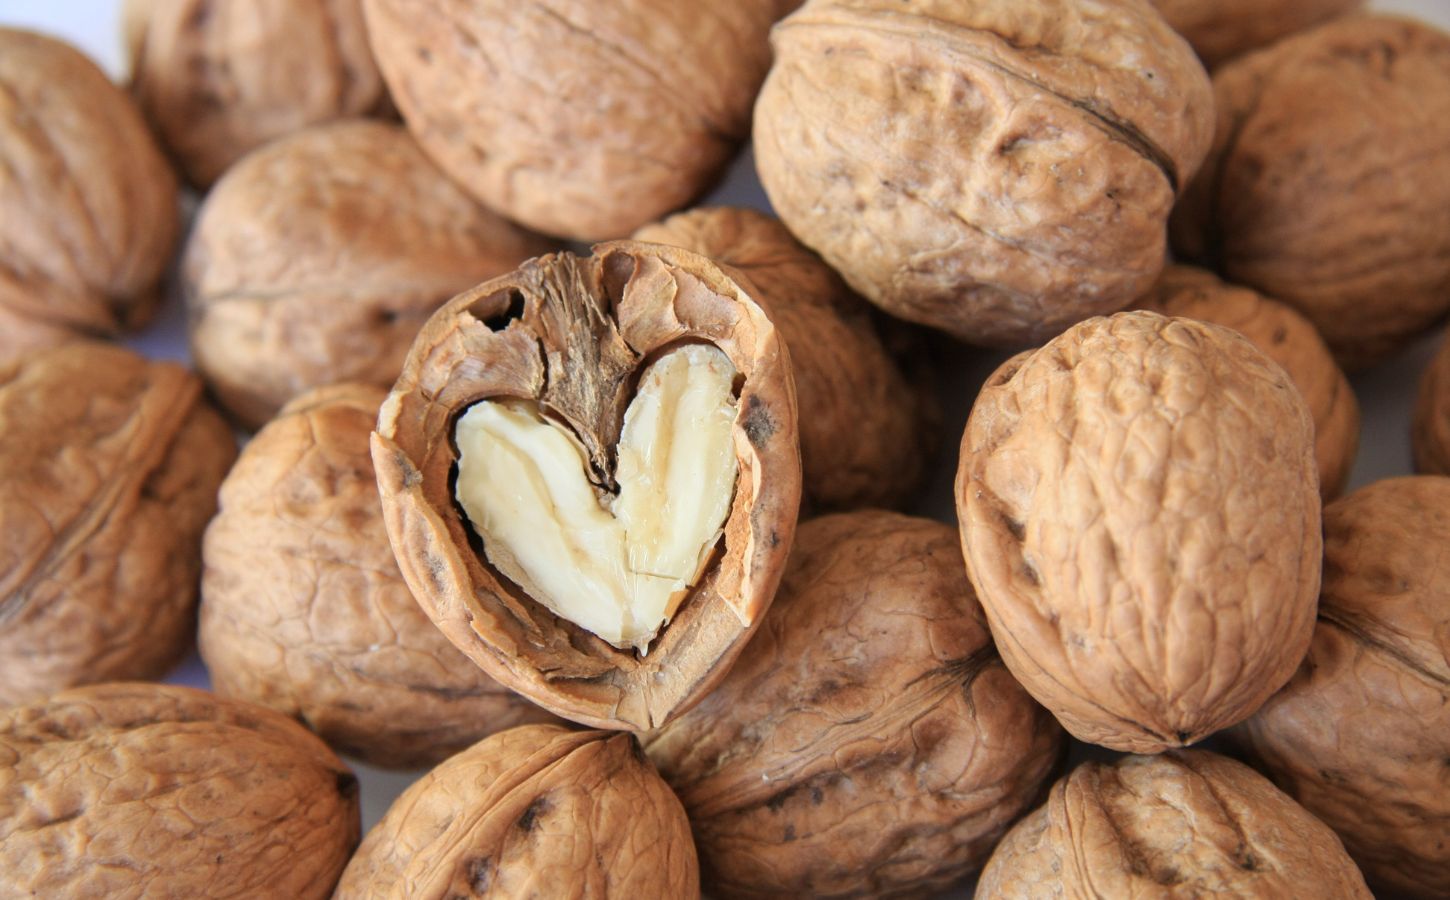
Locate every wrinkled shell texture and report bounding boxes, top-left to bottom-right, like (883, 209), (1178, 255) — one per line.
(1136, 265), (1359, 499)
(1172, 15), (1450, 370)
(0, 28), (179, 342)
(0, 344), (236, 706)
(1151, 0), (1364, 67)
(372, 243), (800, 731)
(1413, 335), (1450, 475)
(645, 511), (1062, 899)
(363, 0), (788, 241)
(127, 0), (388, 186)
(975, 751), (1372, 898)
(755, 0), (1213, 346)
(336, 724), (698, 899)
(957, 312), (1322, 752)
(200, 384), (556, 769)
(634, 207), (935, 511)
(0, 303), (77, 367)
(184, 119), (553, 430)
(0, 683), (360, 898)
(1236, 477), (1450, 896)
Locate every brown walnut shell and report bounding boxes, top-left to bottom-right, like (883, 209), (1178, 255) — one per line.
(0, 344), (236, 706)
(956, 311), (1321, 752)
(975, 750), (1371, 898)
(373, 242), (801, 730)
(1150, 0), (1363, 68)
(1413, 334), (1450, 475)
(0, 304), (77, 368)
(644, 510), (1062, 898)
(1236, 477), (1450, 896)
(336, 724), (699, 899)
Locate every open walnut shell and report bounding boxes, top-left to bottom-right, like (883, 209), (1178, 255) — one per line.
(372, 242), (801, 731)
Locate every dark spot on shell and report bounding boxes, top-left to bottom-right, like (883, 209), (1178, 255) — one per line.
(1175, 730), (1191, 744)
(810, 787), (824, 806)
(517, 796), (549, 832)
(783, 824), (797, 841)
(467, 858), (493, 892)
(769, 529), (781, 548)
(334, 770), (359, 803)
(417, 46), (432, 63)
(743, 395), (776, 447)
(1270, 326), (1288, 345)
(1004, 517), (1025, 541)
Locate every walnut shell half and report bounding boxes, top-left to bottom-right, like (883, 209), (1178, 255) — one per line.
(1151, 0), (1363, 68)
(1413, 333), (1450, 476)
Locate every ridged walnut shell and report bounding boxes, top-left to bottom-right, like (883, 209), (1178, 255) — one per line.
(1236, 477), (1450, 896)
(372, 243), (801, 730)
(1151, 0), (1363, 68)
(0, 683), (360, 898)
(754, 0), (1213, 346)
(1172, 15), (1450, 370)
(200, 384), (557, 770)
(336, 724), (699, 899)
(975, 751), (1371, 898)
(956, 311), (1321, 752)
(1413, 334), (1450, 475)
(644, 511), (1062, 898)
(0, 344), (236, 706)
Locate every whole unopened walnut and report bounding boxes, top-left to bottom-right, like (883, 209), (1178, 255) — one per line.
(1236, 477), (1450, 896)
(1173, 15), (1450, 369)
(1413, 334), (1450, 475)
(644, 511), (1062, 898)
(1151, 0), (1363, 68)
(957, 311), (1321, 753)
(0, 344), (236, 706)
(975, 751), (1372, 898)
(0, 683), (360, 898)
(184, 119), (553, 430)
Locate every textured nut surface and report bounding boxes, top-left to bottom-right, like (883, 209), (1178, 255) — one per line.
(1172, 15), (1450, 369)
(0, 304), (78, 368)
(0, 683), (360, 898)
(754, 0), (1213, 346)
(336, 724), (699, 899)
(645, 511), (1062, 898)
(0, 344), (236, 706)
(1151, 0), (1363, 67)
(200, 384), (556, 769)
(1236, 477), (1450, 896)
(956, 311), (1321, 752)
(975, 751), (1372, 898)
(1413, 334), (1450, 475)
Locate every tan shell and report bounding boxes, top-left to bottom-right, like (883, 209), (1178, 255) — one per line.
(1135, 265), (1359, 499)
(956, 311), (1321, 752)
(0, 28), (179, 343)
(0, 304), (78, 368)
(1151, 0), (1363, 68)
(0, 683), (360, 898)
(373, 242), (801, 730)
(644, 511), (1062, 898)
(200, 384), (557, 770)
(975, 751), (1372, 898)
(336, 724), (699, 899)
(126, 0), (389, 187)
(633, 207), (937, 511)
(0, 344), (236, 706)
(754, 0), (1213, 346)
(1236, 477), (1450, 896)
(1413, 334), (1450, 475)
(183, 119), (554, 430)
(1172, 15), (1450, 370)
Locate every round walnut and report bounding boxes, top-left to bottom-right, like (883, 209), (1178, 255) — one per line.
(1413, 334), (1450, 475)
(956, 311), (1322, 753)
(1136, 265), (1359, 499)
(1150, 0), (1363, 68)
(126, 0), (390, 187)
(1236, 477), (1450, 896)
(201, 384), (558, 770)
(373, 243), (801, 731)
(754, 0), (1214, 347)
(975, 751), (1372, 898)
(644, 511), (1063, 898)
(0, 344), (236, 706)
(0, 683), (360, 898)
(0, 28), (179, 347)
(1172, 15), (1450, 370)
(184, 119), (553, 430)
(336, 725), (698, 898)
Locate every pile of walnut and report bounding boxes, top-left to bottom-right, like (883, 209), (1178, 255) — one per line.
(2, 0), (1448, 897)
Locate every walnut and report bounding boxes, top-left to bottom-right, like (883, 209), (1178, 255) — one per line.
(1235, 477), (1450, 896)
(1172, 15), (1450, 370)
(125, 0), (389, 187)
(975, 751), (1372, 897)
(183, 119), (553, 430)
(753, 0), (1213, 347)
(643, 511), (1062, 897)
(1135, 265), (1359, 499)
(0, 304), (77, 368)
(956, 311), (1321, 752)
(0, 683), (360, 898)
(335, 724), (697, 898)
(373, 243), (800, 730)
(0, 28), (179, 348)
(1150, 0), (1363, 68)
(0, 344), (236, 706)
(1413, 334), (1450, 475)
